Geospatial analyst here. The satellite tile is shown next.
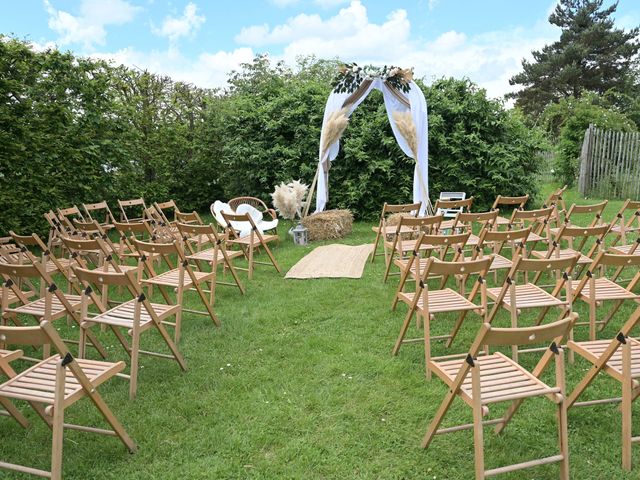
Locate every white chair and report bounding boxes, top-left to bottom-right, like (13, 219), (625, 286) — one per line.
(211, 201), (278, 236)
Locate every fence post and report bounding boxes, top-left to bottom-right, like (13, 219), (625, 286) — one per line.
(578, 124), (592, 196)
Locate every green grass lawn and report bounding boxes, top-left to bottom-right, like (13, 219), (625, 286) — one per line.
(3, 186), (640, 479)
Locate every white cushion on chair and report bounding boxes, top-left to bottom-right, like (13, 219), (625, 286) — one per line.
(211, 201), (233, 228)
(236, 204), (263, 223)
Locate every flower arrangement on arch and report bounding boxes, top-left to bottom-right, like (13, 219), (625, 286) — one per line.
(332, 63), (414, 94)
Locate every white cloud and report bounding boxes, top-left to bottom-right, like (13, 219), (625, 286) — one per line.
(44, 0), (140, 49)
(153, 2), (206, 43)
(91, 46), (255, 88)
(428, 0), (438, 11)
(234, 0), (557, 99)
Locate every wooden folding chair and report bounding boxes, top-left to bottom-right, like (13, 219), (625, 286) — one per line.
(43, 210), (70, 253)
(132, 238), (219, 341)
(531, 223), (610, 272)
(117, 198), (147, 223)
(111, 219), (162, 263)
(434, 197), (474, 230)
(490, 194), (529, 228)
(221, 211), (281, 280)
(370, 202), (421, 264)
(392, 256), (493, 378)
(566, 305), (640, 470)
(471, 227), (531, 277)
(176, 222), (245, 295)
(609, 200), (640, 247)
(392, 231), (470, 309)
(9, 232), (73, 278)
(0, 258), (108, 359)
(153, 200), (180, 226)
(143, 206), (179, 241)
(56, 206), (86, 232)
(82, 201), (116, 232)
(549, 201), (609, 247)
(382, 214), (443, 282)
(569, 252), (640, 341)
(485, 255), (579, 362)
(448, 210), (499, 248)
(508, 206), (554, 251)
(0, 321), (136, 479)
(74, 266), (187, 399)
(542, 184), (568, 229)
(422, 314), (576, 480)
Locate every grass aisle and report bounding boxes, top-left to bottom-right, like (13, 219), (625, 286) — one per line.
(2, 188), (639, 479)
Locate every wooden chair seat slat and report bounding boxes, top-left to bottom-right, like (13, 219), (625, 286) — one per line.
(487, 284), (567, 308)
(571, 278), (639, 301)
(399, 288), (478, 314)
(531, 248), (593, 264)
(7, 295), (83, 318)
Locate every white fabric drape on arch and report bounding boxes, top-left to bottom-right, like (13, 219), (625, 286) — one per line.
(315, 78), (429, 215)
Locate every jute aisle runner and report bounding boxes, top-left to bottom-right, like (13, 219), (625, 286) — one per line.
(285, 244), (374, 279)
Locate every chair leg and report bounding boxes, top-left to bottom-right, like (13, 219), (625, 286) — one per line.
(392, 309), (415, 356)
(248, 244), (254, 280)
(51, 362), (66, 480)
(446, 310), (469, 348)
(510, 306), (518, 363)
(589, 299), (597, 341)
(0, 397), (30, 428)
(558, 401), (570, 480)
(424, 313), (431, 380)
(129, 330), (140, 400)
(472, 367), (485, 480)
(622, 340), (633, 470)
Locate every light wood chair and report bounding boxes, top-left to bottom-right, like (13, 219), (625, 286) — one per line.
(82, 200), (116, 232)
(542, 184), (568, 229)
(132, 238), (219, 341)
(485, 255), (579, 362)
(508, 206), (554, 250)
(56, 206), (86, 233)
(434, 197), (474, 230)
(221, 211), (281, 280)
(0, 258), (108, 359)
(392, 256), (493, 378)
(0, 321), (136, 480)
(176, 222), (245, 295)
(74, 266), (187, 399)
(448, 210), (500, 249)
(153, 200), (179, 226)
(531, 223), (610, 271)
(566, 305), (640, 470)
(490, 194), (529, 228)
(9, 232), (73, 278)
(392, 231), (470, 309)
(471, 227), (531, 277)
(421, 314), (576, 480)
(609, 200), (640, 247)
(549, 201), (609, 248)
(117, 198), (147, 223)
(382, 214), (443, 282)
(569, 252), (640, 341)
(370, 202), (421, 264)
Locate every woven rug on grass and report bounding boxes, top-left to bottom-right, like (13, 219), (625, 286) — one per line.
(285, 244), (374, 279)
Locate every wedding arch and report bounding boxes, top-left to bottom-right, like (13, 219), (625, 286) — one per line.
(303, 63), (431, 217)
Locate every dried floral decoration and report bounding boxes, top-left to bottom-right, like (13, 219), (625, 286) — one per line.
(321, 107), (350, 157)
(271, 180), (309, 220)
(333, 63), (414, 94)
(392, 111), (418, 158)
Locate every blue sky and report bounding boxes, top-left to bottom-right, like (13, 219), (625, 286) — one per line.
(3, 0), (639, 98)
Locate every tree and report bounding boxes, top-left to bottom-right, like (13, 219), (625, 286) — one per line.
(508, 0), (640, 118)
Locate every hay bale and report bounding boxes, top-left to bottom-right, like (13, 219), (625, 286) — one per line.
(302, 209), (353, 241)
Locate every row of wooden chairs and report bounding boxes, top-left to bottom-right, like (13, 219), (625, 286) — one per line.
(0, 198), (282, 478)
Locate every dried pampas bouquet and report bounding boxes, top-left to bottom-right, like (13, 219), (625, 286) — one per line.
(321, 107), (350, 157)
(392, 110), (418, 158)
(271, 180), (309, 220)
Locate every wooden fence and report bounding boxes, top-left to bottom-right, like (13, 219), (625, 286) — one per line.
(578, 124), (640, 199)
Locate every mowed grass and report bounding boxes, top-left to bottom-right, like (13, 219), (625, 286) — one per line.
(2, 186), (640, 479)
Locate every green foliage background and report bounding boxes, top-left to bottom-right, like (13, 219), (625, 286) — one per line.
(1, 38), (546, 234)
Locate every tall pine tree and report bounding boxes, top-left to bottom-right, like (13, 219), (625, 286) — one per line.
(508, 0), (639, 118)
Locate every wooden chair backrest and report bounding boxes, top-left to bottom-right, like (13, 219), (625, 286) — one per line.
(154, 200), (179, 223)
(565, 200), (608, 217)
(424, 256), (493, 277)
(113, 220), (154, 237)
(131, 238), (179, 256)
(381, 202), (422, 215)
(481, 314), (575, 347)
(0, 262), (41, 279)
(83, 201), (114, 224)
(434, 197), (473, 211)
(514, 254), (580, 274)
(414, 232), (470, 249)
(557, 223), (610, 240)
(118, 198), (147, 222)
(397, 214), (442, 231)
(229, 196), (270, 212)
(72, 265), (134, 287)
(0, 324), (49, 346)
(60, 235), (104, 254)
(176, 211), (202, 225)
(491, 194), (529, 209)
(175, 222), (218, 238)
(479, 226), (530, 246)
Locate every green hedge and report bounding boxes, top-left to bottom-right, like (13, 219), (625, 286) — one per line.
(0, 38), (546, 234)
